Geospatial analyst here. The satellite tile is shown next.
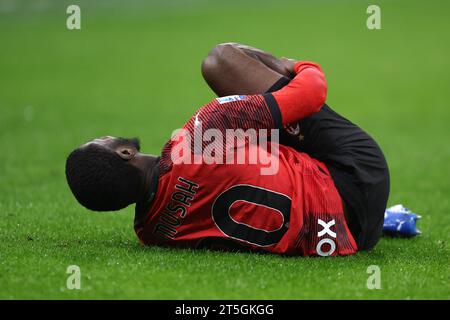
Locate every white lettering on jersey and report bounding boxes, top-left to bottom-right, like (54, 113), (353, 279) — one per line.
(316, 218), (337, 257)
(216, 95), (247, 104)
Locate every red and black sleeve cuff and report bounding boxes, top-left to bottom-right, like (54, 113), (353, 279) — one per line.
(263, 93), (283, 129)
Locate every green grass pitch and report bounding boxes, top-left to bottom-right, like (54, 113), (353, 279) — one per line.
(1, 0), (449, 299)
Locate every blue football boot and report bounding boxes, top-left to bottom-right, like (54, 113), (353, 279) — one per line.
(383, 204), (422, 237)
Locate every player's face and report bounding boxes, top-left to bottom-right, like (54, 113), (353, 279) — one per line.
(82, 136), (141, 160)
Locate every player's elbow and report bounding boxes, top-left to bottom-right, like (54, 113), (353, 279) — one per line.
(293, 77), (327, 118)
(309, 72), (327, 113)
(315, 80), (328, 111)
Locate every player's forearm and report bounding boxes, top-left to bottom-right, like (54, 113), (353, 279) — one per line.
(272, 61), (327, 124)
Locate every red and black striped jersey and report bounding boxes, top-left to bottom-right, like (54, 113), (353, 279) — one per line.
(134, 62), (357, 256)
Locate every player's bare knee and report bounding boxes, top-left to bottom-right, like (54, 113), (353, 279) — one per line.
(201, 54), (218, 82)
(202, 42), (239, 67)
(201, 43), (237, 80)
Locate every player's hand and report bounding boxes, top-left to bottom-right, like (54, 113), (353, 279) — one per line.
(279, 57), (297, 76)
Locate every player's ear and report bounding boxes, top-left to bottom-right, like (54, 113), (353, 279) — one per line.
(116, 147), (135, 160)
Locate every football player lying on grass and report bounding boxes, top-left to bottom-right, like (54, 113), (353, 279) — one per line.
(65, 43), (390, 256)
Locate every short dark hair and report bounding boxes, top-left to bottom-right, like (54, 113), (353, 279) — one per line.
(65, 144), (141, 211)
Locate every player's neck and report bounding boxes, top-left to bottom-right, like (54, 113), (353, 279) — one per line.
(135, 154), (159, 204)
